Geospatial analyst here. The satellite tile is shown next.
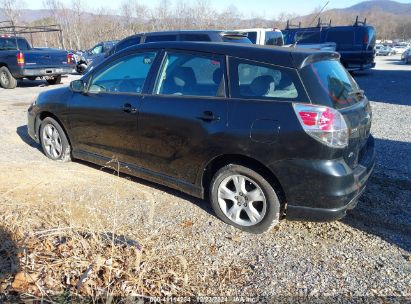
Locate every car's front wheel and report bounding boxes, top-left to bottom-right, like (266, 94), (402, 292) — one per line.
(40, 117), (71, 162)
(210, 164), (281, 233)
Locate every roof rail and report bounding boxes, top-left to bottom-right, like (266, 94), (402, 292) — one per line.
(285, 20), (302, 30)
(316, 18), (332, 28)
(354, 16), (367, 26)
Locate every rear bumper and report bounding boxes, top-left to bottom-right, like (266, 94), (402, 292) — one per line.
(15, 66), (74, 78)
(271, 135), (376, 222)
(346, 62), (376, 71)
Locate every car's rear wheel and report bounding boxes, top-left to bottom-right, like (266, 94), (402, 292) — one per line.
(46, 76), (62, 85)
(210, 164), (281, 233)
(0, 66), (17, 89)
(40, 117), (71, 162)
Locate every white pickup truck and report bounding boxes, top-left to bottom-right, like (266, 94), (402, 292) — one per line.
(239, 28), (284, 46)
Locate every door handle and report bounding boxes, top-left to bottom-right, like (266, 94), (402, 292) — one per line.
(123, 103), (137, 114)
(197, 111), (220, 122)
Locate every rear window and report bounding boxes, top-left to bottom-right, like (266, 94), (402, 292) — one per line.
(145, 35), (177, 43)
(0, 38), (30, 50)
(222, 35), (252, 44)
(264, 31), (284, 46)
(300, 60), (363, 109)
(295, 31), (320, 44)
(326, 30), (354, 44)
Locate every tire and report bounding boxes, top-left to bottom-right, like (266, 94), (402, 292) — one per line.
(46, 75), (62, 85)
(0, 66), (18, 89)
(40, 117), (71, 162)
(209, 164), (281, 234)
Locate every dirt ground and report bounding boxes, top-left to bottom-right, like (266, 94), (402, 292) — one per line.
(0, 56), (410, 301)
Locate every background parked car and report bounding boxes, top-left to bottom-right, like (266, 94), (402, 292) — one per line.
(0, 36), (74, 89)
(239, 28), (284, 46)
(76, 40), (118, 74)
(401, 48), (411, 64)
(86, 30), (251, 72)
(282, 17), (376, 71)
(375, 44), (393, 56)
(392, 45), (408, 54)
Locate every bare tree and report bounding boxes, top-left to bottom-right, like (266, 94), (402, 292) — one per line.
(0, 0), (26, 24)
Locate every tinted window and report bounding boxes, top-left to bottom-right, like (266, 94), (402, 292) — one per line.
(90, 52), (157, 94)
(145, 35), (177, 43)
(91, 45), (103, 54)
(230, 58), (300, 100)
(0, 38), (30, 50)
(115, 37), (141, 53)
(247, 32), (257, 44)
(155, 52), (224, 97)
(265, 31), (284, 46)
(222, 36), (252, 44)
(295, 31), (320, 44)
(179, 34), (211, 42)
(300, 60), (362, 109)
(326, 30), (354, 44)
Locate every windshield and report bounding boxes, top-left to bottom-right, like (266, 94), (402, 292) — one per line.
(300, 60), (363, 109)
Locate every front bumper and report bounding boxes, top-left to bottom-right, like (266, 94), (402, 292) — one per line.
(271, 135), (376, 222)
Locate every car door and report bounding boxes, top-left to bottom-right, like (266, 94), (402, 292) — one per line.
(138, 50), (228, 184)
(68, 50), (158, 165)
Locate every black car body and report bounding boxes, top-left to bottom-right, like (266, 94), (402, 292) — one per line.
(86, 30), (251, 72)
(27, 42), (375, 233)
(0, 36), (74, 89)
(282, 21), (376, 71)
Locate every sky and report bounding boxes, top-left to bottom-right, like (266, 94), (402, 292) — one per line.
(21, 0), (411, 19)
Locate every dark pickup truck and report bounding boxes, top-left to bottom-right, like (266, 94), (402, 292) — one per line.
(0, 36), (74, 89)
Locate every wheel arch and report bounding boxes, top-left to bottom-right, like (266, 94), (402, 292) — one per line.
(37, 111), (71, 146)
(201, 154), (287, 209)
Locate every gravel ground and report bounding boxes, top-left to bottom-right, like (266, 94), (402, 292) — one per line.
(0, 55), (410, 301)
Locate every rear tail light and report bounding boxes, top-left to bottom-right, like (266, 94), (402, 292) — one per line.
(17, 52), (24, 66)
(293, 103), (348, 148)
(67, 53), (73, 64)
(363, 34), (369, 45)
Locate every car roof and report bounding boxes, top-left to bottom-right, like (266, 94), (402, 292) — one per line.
(123, 41), (339, 69)
(141, 30), (245, 36)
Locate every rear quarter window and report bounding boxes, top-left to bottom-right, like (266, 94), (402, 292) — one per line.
(229, 57), (304, 101)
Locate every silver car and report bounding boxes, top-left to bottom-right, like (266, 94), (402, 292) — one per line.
(402, 48), (411, 64)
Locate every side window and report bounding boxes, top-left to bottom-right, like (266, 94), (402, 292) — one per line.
(295, 31), (321, 44)
(247, 32), (258, 44)
(116, 37), (141, 53)
(230, 58), (300, 100)
(145, 35), (177, 43)
(89, 52), (157, 94)
(155, 52), (224, 97)
(91, 45), (103, 54)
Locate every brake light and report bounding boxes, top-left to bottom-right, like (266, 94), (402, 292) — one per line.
(67, 53), (73, 64)
(17, 52), (24, 66)
(293, 103), (348, 148)
(363, 34), (369, 44)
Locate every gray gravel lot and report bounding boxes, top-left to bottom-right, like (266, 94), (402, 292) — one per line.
(0, 55), (410, 300)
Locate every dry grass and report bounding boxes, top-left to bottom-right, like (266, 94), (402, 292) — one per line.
(0, 162), (252, 301)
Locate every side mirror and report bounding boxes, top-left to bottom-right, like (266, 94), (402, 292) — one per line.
(70, 80), (85, 93)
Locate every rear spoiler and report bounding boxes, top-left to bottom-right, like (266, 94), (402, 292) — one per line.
(299, 52), (340, 69)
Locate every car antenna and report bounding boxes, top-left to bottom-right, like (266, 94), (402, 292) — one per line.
(291, 0), (330, 48)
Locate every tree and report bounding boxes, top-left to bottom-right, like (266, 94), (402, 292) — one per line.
(0, 0), (26, 24)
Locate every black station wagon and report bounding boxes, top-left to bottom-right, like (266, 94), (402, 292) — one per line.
(27, 42), (375, 233)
